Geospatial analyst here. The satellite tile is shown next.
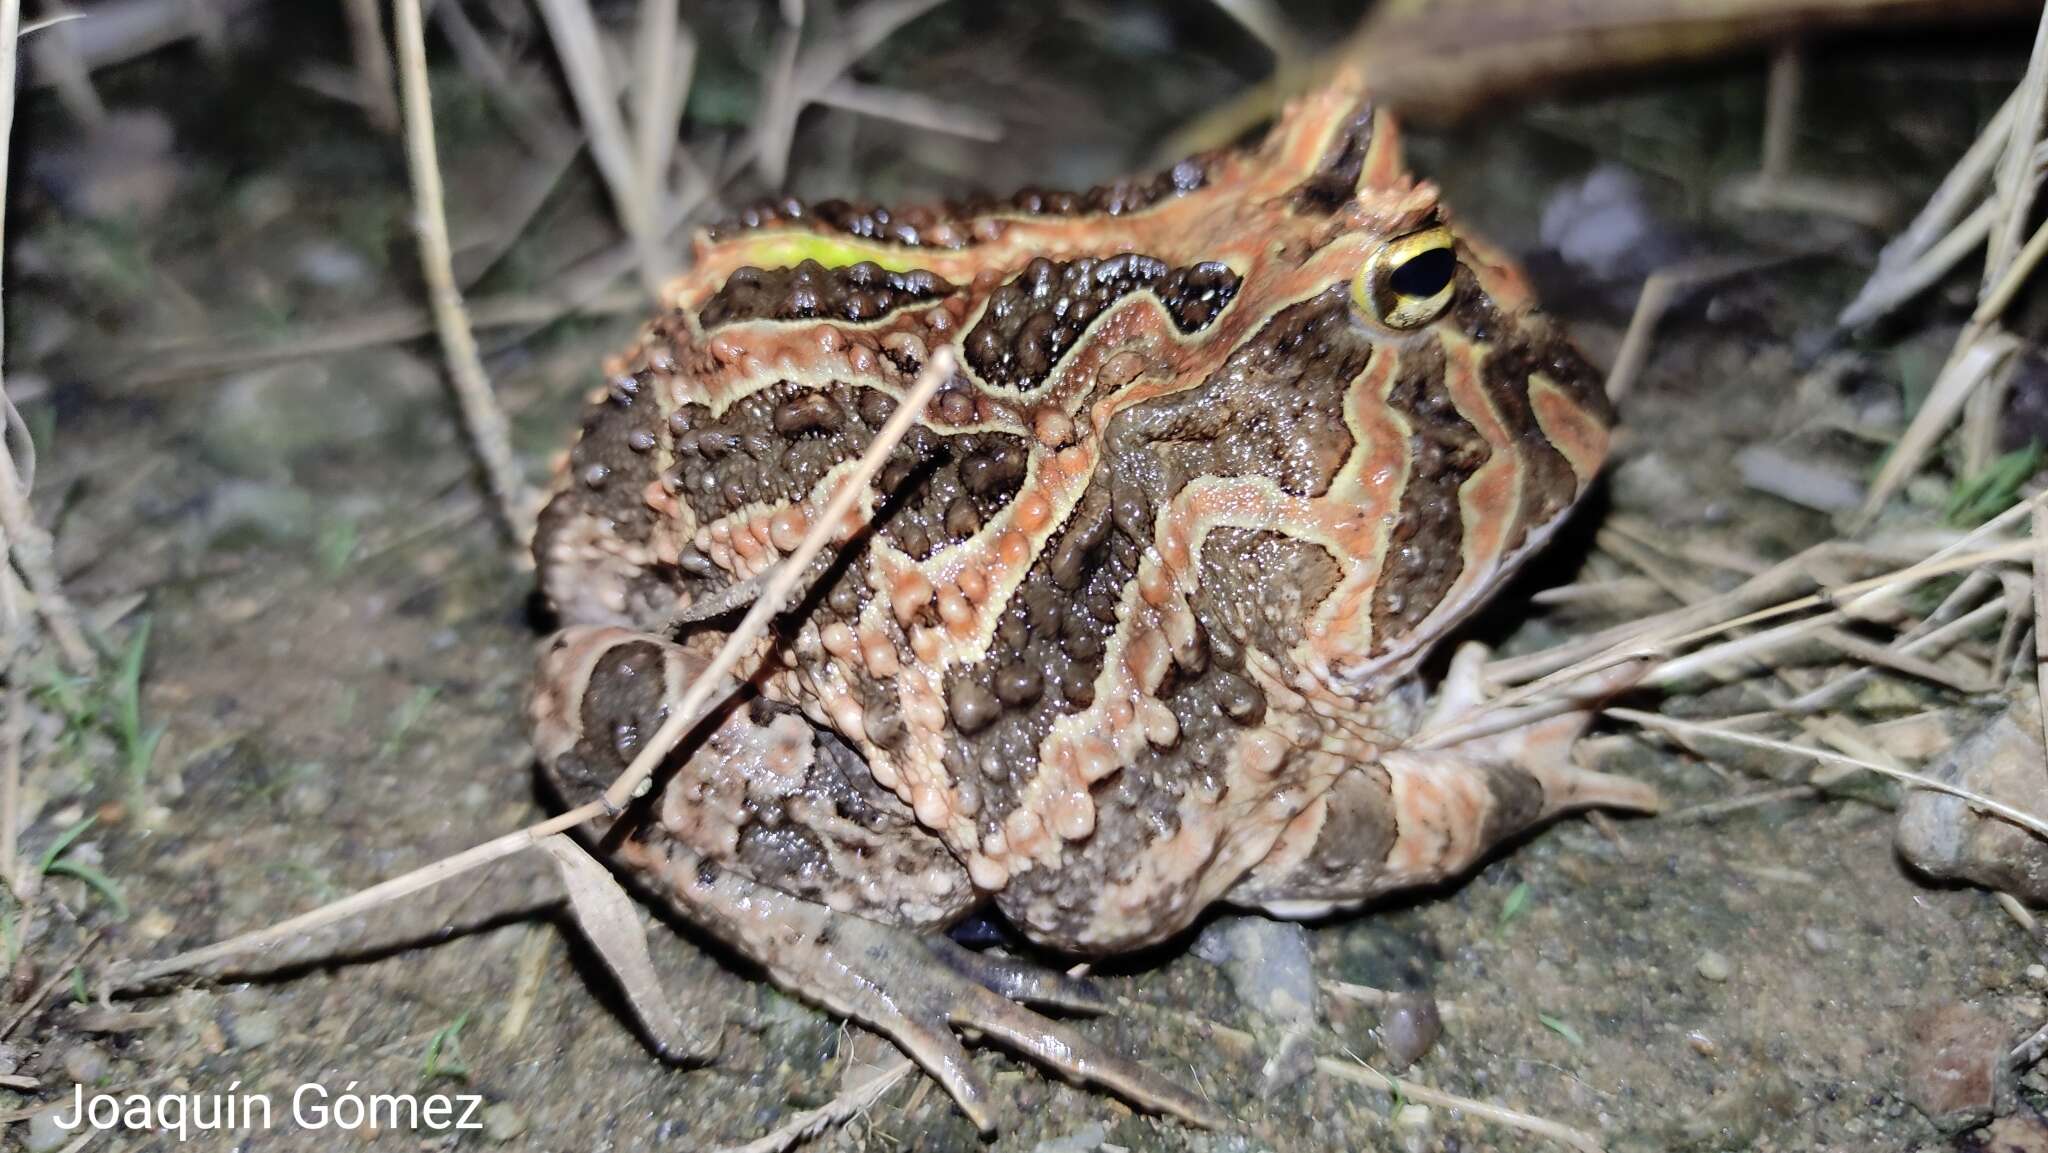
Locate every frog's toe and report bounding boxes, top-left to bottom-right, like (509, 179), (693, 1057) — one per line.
(928, 934), (1109, 1013)
(628, 838), (1225, 1133)
(825, 915), (1226, 1131)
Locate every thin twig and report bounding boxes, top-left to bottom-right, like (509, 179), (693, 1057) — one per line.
(1984, 8), (2048, 292)
(813, 79), (1003, 141)
(1610, 708), (2048, 841)
(1317, 1054), (1603, 1153)
(1, 682), (21, 896)
(430, 0), (565, 154)
(0, 931), (101, 1041)
(0, 0), (91, 674)
(123, 285), (644, 385)
(631, 0), (693, 251)
(709, 1056), (916, 1153)
(340, 0), (400, 132)
(1662, 785), (1818, 823)
(2033, 501), (2047, 744)
(395, 0), (539, 550)
(110, 807), (594, 986)
(1856, 327), (2020, 525)
(109, 353), (953, 988)
(535, 0), (670, 295)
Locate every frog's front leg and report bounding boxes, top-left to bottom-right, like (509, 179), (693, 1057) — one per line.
(528, 626), (1223, 1132)
(1231, 645), (1661, 916)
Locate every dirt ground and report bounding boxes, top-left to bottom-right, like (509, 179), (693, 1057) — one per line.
(3, 4), (2043, 1151)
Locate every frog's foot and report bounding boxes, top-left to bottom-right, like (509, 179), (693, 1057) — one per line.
(1418, 642), (1663, 820)
(1233, 643), (1658, 915)
(620, 837), (1225, 1133)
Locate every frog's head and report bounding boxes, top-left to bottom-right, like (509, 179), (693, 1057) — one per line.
(1137, 71), (1617, 707)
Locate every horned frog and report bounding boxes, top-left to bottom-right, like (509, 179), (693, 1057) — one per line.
(527, 71), (1658, 1130)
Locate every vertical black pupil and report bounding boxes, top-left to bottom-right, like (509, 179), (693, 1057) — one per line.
(1388, 246), (1455, 299)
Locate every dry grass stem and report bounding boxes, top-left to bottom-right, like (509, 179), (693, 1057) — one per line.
(631, 0), (694, 245)
(1975, 211), (2048, 324)
(539, 832), (715, 1059)
(1857, 326), (2019, 524)
(1812, 626), (1991, 695)
(709, 1056), (916, 1153)
(29, 7), (103, 125)
(1609, 708), (2048, 841)
(1, 683), (23, 895)
(2033, 501), (2047, 738)
(125, 285), (644, 385)
(340, 0), (400, 132)
(1983, 9), (2048, 291)
(534, 0), (672, 296)
(1317, 1055), (1603, 1153)
(431, 0), (567, 154)
(1663, 785), (1819, 823)
(111, 352), (953, 988)
(1760, 46), (1800, 180)
(1, 931), (101, 1042)
(112, 804), (606, 988)
(1785, 596), (2008, 713)
(745, 0), (948, 186)
(396, 0), (539, 549)
(1444, 530), (2038, 749)
(0, 0), (91, 675)
(1204, 0), (1310, 63)
(1998, 891), (2042, 939)
(813, 80), (1003, 141)
(1606, 255), (1787, 402)
(1859, 88), (2015, 298)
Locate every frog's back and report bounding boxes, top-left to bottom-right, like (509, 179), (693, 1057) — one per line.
(533, 72), (1614, 950)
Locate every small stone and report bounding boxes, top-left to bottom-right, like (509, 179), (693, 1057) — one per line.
(2028, 964), (2047, 985)
(1393, 1103), (1435, 1153)
(1696, 951), (1732, 982)
(293, 239), (373, 291)
(1028, 1120), (1107, 1153)
(1192, 916), (1316, 1025)
(1977, 1112), (2048, 1153)
(61, 1043), (108, 1085)
(1802, 926), (1830, 954)
(1193, 915), (1317, 1091)
(1898, 695), (2048, 902)
(1378, 992), (1442, 1070)
(1393, 1103), (1432, 1131)
(482, 1102), (529, 1143)
(227, 1007), (281, 1050)
(279, 776), (336, 821)
(1904, 1001), (2009, 1132)
(23, 1110), (69, 1153)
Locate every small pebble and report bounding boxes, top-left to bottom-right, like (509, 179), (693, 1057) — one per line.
(24, 1111), (70, 1152)
(1696, 951), (1732, 982)
(227, 1007), (281, 1049)
(62, 1044), (109, 1085)
(1802, 927), (1830, 954)
(280, 777), (336, 821)
(1029, 1121), (1107, 1153)
(2028, 964), (2047, 984)
(482, 1103), (529, 1143)
(1378, 992), (1443, 1070)
(1393, 1103), (1435, 1153)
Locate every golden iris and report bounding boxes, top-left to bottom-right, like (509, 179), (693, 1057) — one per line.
(1352, 226), (1459, 330)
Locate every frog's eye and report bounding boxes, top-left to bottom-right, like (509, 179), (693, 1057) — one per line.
(1352, 227), (1459, 330)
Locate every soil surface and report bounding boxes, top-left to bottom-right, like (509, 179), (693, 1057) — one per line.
(3, 5), (2042, 1152)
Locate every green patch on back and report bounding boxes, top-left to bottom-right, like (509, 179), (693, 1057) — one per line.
(721, 233), (931, 274)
